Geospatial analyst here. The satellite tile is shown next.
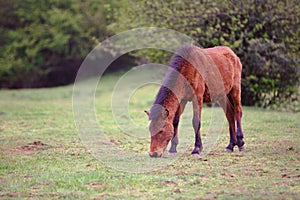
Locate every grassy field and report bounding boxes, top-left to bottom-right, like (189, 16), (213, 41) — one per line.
(0, 73), (299, 199)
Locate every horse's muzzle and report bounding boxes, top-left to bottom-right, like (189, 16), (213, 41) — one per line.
(149, 152), (162, 158)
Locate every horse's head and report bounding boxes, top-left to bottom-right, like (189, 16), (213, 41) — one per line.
(145, 108), (173, 158)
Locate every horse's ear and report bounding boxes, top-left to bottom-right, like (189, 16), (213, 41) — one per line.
(162, 108), (169, 119)
(144, 110), (150, 120)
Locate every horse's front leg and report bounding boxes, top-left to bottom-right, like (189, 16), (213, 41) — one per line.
(191, 97), (203, 154)
(169, 114), (179, 153)
(169, 101), (187, 154)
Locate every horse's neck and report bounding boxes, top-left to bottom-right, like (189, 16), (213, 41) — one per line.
(162, 92), (180, 122)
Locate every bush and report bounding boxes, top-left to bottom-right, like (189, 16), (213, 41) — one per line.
(111, 0), (300, 108)
(242, 39), (299, 108)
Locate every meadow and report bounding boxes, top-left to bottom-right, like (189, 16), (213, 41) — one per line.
(0, 73), (299, 199)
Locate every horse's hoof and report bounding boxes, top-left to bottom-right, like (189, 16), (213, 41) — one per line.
(225, 148), (233, 153)
(191, 147), (202, 155)
(237, 140), (245, 148)
(168, 152), (177, 157)
(191, 149), (200, 154)
(169, 149), (177, 154)
(238, 146), (245, 151)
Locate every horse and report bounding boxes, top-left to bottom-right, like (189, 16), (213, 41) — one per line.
(145, 44), (245, 158)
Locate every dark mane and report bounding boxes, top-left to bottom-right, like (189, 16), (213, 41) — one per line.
(149, 45), (194, 120)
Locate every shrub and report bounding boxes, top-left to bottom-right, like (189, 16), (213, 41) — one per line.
(111, 0), (300, 108)
(241, 39), (299, 108)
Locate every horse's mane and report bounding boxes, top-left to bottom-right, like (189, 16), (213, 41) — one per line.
(149, 44), (194, 120)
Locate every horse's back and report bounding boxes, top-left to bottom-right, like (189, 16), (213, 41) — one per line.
(205, 46), (242, 73)
(174, 45), (242, 102)
(204, 46), (242, 93)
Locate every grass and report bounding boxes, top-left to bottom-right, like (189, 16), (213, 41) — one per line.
(0, 72), (299, 199)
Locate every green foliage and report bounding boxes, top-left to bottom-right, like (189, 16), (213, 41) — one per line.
(112, 0), (300, 108)
(1, 0), (299, 109)
(0, 0), (114, 88)
(242, 39), (299, 110)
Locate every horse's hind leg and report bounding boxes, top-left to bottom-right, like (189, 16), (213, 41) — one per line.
(224, 94), (237, 152)
(169, 100), (187, 153)
(231, 87), (245, 151)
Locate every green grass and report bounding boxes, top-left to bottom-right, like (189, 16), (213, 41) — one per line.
(0, 73), (299, 199)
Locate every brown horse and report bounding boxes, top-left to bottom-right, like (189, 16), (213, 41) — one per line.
(145, 45), (245, 157)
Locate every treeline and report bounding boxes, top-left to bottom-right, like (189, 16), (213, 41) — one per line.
(0, 0), (299, 109)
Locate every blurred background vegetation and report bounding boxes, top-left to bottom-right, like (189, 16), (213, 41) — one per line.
(0, 0), (299, 110)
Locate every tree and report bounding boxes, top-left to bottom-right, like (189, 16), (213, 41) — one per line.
(0, 0), (114, 88)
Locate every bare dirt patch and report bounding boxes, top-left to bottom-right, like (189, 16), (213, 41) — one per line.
(86, 182), (109, 188)
(16, 141), (51, 152)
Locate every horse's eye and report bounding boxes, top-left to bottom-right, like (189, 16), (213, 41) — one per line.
(152, 130), (163, 137)
(156, 130), (163, 135)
